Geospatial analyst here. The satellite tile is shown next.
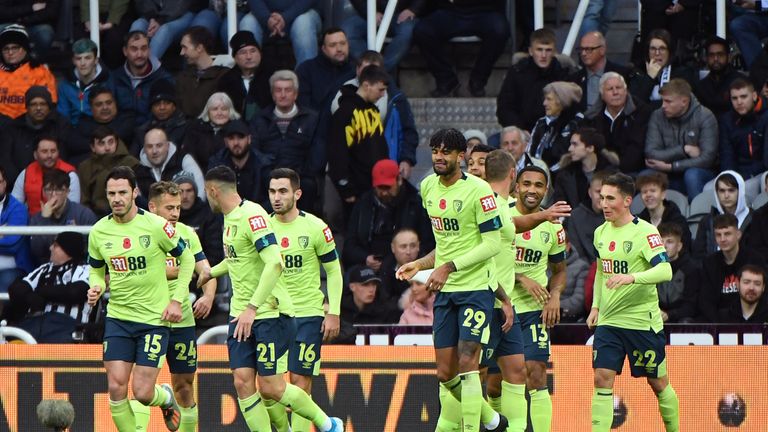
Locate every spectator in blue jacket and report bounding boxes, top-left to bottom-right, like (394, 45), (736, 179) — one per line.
(296, 28), (355, 111)
(0, 165), (32, 293)
(112, 31), (174, 126)
(57, 38), (114, 127)
(330, 50), (418, 179)
(719, 78), (768, 199)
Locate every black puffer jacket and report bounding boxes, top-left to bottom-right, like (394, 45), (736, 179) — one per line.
(497, 56), (570, 130)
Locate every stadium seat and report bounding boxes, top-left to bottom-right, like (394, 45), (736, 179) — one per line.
(687, 190), (715, 240)
(752, 192), (768, 210)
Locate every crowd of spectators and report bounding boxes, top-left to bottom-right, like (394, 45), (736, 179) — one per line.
(1, 0), (768, 343)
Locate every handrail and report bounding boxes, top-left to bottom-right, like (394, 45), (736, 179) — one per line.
(0, 320), (38, 344)
(534, 0), (544, 30)
(0, 226), (92, 235)
(562, 0), (589, 56)
(197, 325), (228, 344)
(89, 0), (100, 51)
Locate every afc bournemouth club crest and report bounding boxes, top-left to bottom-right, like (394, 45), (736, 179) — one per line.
(453, 200), (463, 212)
(623, 241), (633, 253)
(540, 232), (550, 243)
(298, 236), (310, 249)
(139, 235), (151, 248)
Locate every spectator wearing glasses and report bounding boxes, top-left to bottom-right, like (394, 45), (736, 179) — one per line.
(630, 28), (697, 109)
(0, 25), (57, 120)
(569, 31), (631, 112)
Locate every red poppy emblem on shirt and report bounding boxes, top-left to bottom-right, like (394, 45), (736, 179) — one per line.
(123, 238), (131, 249)
(522, 231), (531, 240)
(439, 199), (446, 210)
(281, 237), (289, 248)
(609, 241), (616, 251)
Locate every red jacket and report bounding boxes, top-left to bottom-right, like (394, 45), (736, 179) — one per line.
(23, 159), (75, 214)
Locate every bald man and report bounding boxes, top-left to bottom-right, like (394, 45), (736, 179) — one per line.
(135, 128), (206, 200)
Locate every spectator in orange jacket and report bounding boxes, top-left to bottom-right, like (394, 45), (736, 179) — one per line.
(0, 25), (57, 119)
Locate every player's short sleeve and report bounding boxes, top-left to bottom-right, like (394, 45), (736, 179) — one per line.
(548, 225), (567, 263)
(474, 182), (501, 233)
(155, 215), (185, 256)
(640, 224), (669, 266)
(187, 229), (206, 262)
(87, 226), (105, 267)
(314, 221), (339, 263)
(244, 212), (277, 252)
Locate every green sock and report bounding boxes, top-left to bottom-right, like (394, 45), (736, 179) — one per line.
(591, 388), (614, 432)
(436, 377), (462, 431)
(264, 399), (290, 432)
(238, 392), (271, 432)
(488, 395), (502, 413)
(480, 397), (499, 427)
(279, 382), (330, 428)
(528, 387), (552, 432)
(459, 372), (483, 432)
(148, 385), (171, 407)
(656, 384), (680, 432)
(109, 398), (136, 432)
(179, 404), (198, 432)
(129, 400), (151, 431)
(502, 382), (528, 431)
(291, 410), (313, 432)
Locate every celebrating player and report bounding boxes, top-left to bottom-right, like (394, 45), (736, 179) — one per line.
(510, 165), (567, 431)
(587, 172), (679, 431)
(87, 166), (194, 432)
(128, 181), (218, 431)
(197, 166), (344, 432)
(267, 168), (343, 432)
(397, 128), (508, 432)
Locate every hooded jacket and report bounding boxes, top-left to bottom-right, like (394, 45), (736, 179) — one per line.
(497, 56), (570, 130)
(136, 142), (205, 200)
(718, 95), (768, 180)
(112, 56), (173, 125)
(692, 170), (753, 259)
(585, 94), (652, 174)
(56, 63), (115, 126)
(78, 140), (140, 216)
(645, 94), (718, 171)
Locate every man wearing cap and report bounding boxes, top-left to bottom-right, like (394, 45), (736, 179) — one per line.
(132, 79), (189, 156)
(218, 31), (272, 122)
(2, 86), (70, 184)
(29, 169), (97, 265)
(343, 159), (434, 270)
(136, 128), (206, 201)
(176, 26), (229, 118)
(68, 86), (136, 165)
(0, 24), (57, 119)
(340, 265), (400, 328)
(252, 69), (324, 214)
(208, 119), (268, 208)
(57, 38), (115, 127)
(3, 231), (91, 343)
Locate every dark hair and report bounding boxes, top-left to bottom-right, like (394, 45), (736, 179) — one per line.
(183, 26), (215, 54)
(123, 30), (149, 47)
(356, 50), (384, 67)
(470, 144), (495, 155)
(88, 85), (114, 105)
(739, 264), (766, 282)
(716, 173), (739, 190)
(730, 77), (755, 93)
(713, 213), (739, 230)
(704, 36), (729, 54)
(321, 27), (346, 45)
(647, 28), (672, 55)
(530, 28), (556, 46)
(429, 128), (467, 153)
(572, 127), (604, 151)
(636, 172), (669, 191)
(392, 227), (419, 242)
(485, 149), (516, 182)
(602, 172), (635, 197)
(106, 165), (137, 189)
(0, 165), (6, 182)
(149, 180), (180, 202)
(43, 168), (70, 189)
(205, 165), (237, 184)
(92, 125), (118, 142)
(269, 167), (301, 191)
(35, 135), (59, 151)
(516, 165), (549, 185)
(359, 64), (390, 85)
(592, 169), (612, 185)
(657, 222), (682, 239)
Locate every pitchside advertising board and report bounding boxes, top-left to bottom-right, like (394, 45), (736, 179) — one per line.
(0, 328), (766, 431)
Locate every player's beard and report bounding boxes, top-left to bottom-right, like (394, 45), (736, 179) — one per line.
(432, 158), (457, 176)
(273, 197), (294, 215)
(112, 199), (132, 218)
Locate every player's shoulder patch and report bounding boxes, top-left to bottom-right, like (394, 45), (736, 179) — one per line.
(322, 226), (334, 243)
(646, 233), (663, 249)
(162, 221), (176, 238)
(479, 194), (497, 212)
(248, 214), (268, 232)
(555, 226), (566, 245)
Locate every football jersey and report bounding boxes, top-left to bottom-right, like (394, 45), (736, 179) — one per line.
(510, 204), (567, 313)
(593, 217), (669, 332)
(492, 194), (516, 308)
(88, 209), (186, 326)
(219, 200), (294, 319)
(166, 222), (206, 328)
(421, 172), (501, 292)
(271, 211), (340, 318)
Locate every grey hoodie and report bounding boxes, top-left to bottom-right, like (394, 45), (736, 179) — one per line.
(645, 94), (718, 171)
